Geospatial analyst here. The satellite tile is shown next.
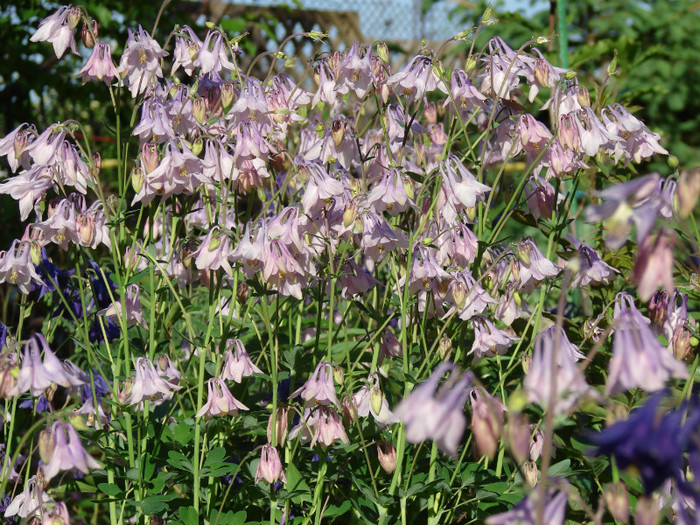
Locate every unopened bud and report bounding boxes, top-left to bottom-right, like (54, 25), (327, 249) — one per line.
(470, 388), (503, 459)
(376, 440), (396, 473)
(506, 412), (530, 464)
(450, 280), (467, 308)
(267, 406), (289, 446)
(402, 176), (415, 200)
(30, 241), (43, 266)
(521, 353), (531, 374)
(678, 168), (700, 217)
(424, 101), (438, 124)
(607, 50), (618, 77)
(67, 6), (81, 30)
(141, 143), (159, 174)
(534, 59), (549, 87)
(118, 377), (134, 404)
(13, 131), (29, 159)
(529, 426), (544, 461)
(193, 97), (207, 124)
(221, 82), (236, 108)
(191, 138), (203, 157)
(38, 429), (55, 464)
(370, 386), (383, 416)
(576, 86), (591, 107)
(523, 460), (539, 486)
(517, 243), (531, 265)
(466, 206), (477, 221)
(77, 213), (96, 246)
(131, 167), (144, 194)
(91, 151), (101, 179)
(343, 200), (358, 227)
(81, 18), (98, 48)
(635, 496), (660, 525)
(603, 482), (629, 524)
(376, 42), (389, 63)
(438, 336), (453, 361)
(236, 281), (249, 305)
(668, 155), (679, 169)
(342, 396), (356, 426)
(333, 365), (344, 385)
(208, 231), (222, 251)
(332, 119), (346, 147)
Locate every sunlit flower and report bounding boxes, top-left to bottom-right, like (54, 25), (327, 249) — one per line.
(43, 420), (101, 480)
(30, 5), (79, 59)
(196, 378), (248, 418)
(255, 444), (286, 484)
(78, 42), (118, 84)
(220, 339), (262, 383)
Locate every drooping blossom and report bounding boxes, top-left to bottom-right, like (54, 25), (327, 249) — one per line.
(197, 31), (235, 76)
(351, 373), (397, 425)
(384, 53), (443, 104)
(514, 239), (560, 291)
(567, 238), (618, 288)
(334, 41), (374, 98)
(125, 356), (182, 407)
(220, 339), (262, 383)
(469, 386), (505, 459)
(98, 283), (146, 327)
(469, 317), (518, 362)
(291, 361), (340, 407)
(42, 420), (101, 480)
(485, 482), (569, 525)
(633, 229), (675, 302)
(118, 26), (168, 98)
(255, 444), (286, 484)
(196, 378), (248, 418)
(0, 240), (43, 294)
(30, 5), (79, 59)
(15, 333), (71, 397)
(3, 476), (52, 520)
(443, 69), (486, 121)
(524, 326), (596, 414)
(288, 405), (349, 448)
(437, 154), (491, 225)
(606, 309), (688, 395)
(78, 42), (118, 84)
(393, 363), (474, 455)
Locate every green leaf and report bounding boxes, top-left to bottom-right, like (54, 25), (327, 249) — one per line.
(97, 483), (122, 497)
(136, 494), (179, 515)
(285, 463), (312, 504)
(179, 506), (199, 525)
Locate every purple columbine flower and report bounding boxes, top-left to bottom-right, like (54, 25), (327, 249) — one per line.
(384, 53), (443, 104)
(196, 378), (248, 418)
(469, 317), (519, 362)
(125, 356), (182, 408)
(291, 361), (340, 408)
(15, 333), (71, 397)
(485, 481), (569, 525)
(30, 5), (79, 59)
(334, 41), (374, 98)
(633, 229), (675, 302)
(118, 26), (168, 98)
(42, 420), (101, 480)
(3, 476), (52, 520)
(606, 309), (688, 395)
(78, 42), (118, 84)
(393, 363), (474, 456)
(567, 237), (619, 288)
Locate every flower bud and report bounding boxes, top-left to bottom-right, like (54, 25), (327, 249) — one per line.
(0, 361), (19, 399)
(424, 101), (438, 124)
(470, 388), (503, 459)
(678, 168), (700, 218)
(343, 200), (358, 227)
(376, 440), (396, 473)
(221, 82), (236, 109)
(505, 412), (530, 464)
(191, 138), (204, 157)
(671, 325), (693, 361)
(438, 336), (452, 361)
(370, 386), (383, 416)
(603, 482), (629, 524)
(332, 119), (346, 147)
(67, 6), (81, 30)
(534, 59), (550, 87)
(376, 42), (389, 63)
(341, 396), (357, 426)
(30, 241), (43, 266)
(647, 290), (669, 328)
(90, 151), (101, 179)
(131, 167), (144, 194)
(466, 206), (477, 221)
(236, 281), (249, 305)
(77, 213), (96, 246)
(38, 429), (55, 464)
(267, 406), (289, 446)
(141, 142), (159, 174)
(529, 426), (544, 461)
(13, 130), (29, 159)
(193, 97), (207, 124)
(450, 280), (467, 308)
(523, 460), (539, 487)
(521, 353), (531, 375)
(81, 18), (98, 48)
(576, 86), (591, 107)
(402, 176), (415, 201)
(118, 377), (134, 404)
(333, 365), (344, 386)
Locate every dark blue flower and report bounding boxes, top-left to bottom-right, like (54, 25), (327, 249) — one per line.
(589, 391), (700, 495)
(86, 259), (118, 309)
(0, 322), (6, 351)
(19, 394), (49, 413)
(81, 370), (112, 403)
(88, 315), (120, 343)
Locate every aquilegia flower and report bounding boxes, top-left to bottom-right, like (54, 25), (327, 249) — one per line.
(255, 444), (286, 484)
(42, 420), (101, 480)
(393, 363), (474, 455)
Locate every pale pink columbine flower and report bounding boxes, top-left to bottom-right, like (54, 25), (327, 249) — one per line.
(393, 363), (474, 456)
(288, 405), (349, 448)
(0, 240), (43, 294)
(197, 31), (235, 75)
(524, 327), (597, 414)
(435, 221), (478, 268)
(633, 229), (675, 302)
(98, 284), (146, 327)
(126, 356), (182, 407)
(515, 239), (560, 290)
(469, 386), (506, 459)
(0, 123), (35, 173)
(606, 309), (688, 395)
(339, 259), (379, 299)
(358, 211), (409, 272)
(524, 176), (558, 221)
(30, 5), (79, 59)
(255, 444), (286, 484)
(399, 245), (449, 296)
(567, 237), (619, 288)
(543, 139), (588, 179)
(469, 317), (519, 362)
(171, 26), (202, 76)
(3, 476), (53, 520)
(192, 227), (233, 276)
(518, 114), (553, 158)
(220, 339), (262, 383)
(78, 43), (118, 84)
(74, 394), (109, 429)
(334, 41), (374, 98)
(351, 373), (397, 425)
(196, 378), (248, 418)
(584, 173), (661, 250)
(15, 334), (71, 397)
(118, 26), (168, 98)
(228, 77), (271, 129)
(366, 167), (413, 215)
(300, 162), (346, 216)
(601, 103), (668, 163)
(0, 165), (54, 221)
(43, 420), (101, 480)
(447, 270), (497, 321)
(525, 49), (568, 102)
(443, 69), (486, 120)
(292, 361), (340, 407)
(33, 198), (80, 249)
(437, 155), (491, 225)
(77, 200), (111, 250)
(384, 53), (443, 104)
(312, 60), (337, 107)
(132, 98), (175, 144)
